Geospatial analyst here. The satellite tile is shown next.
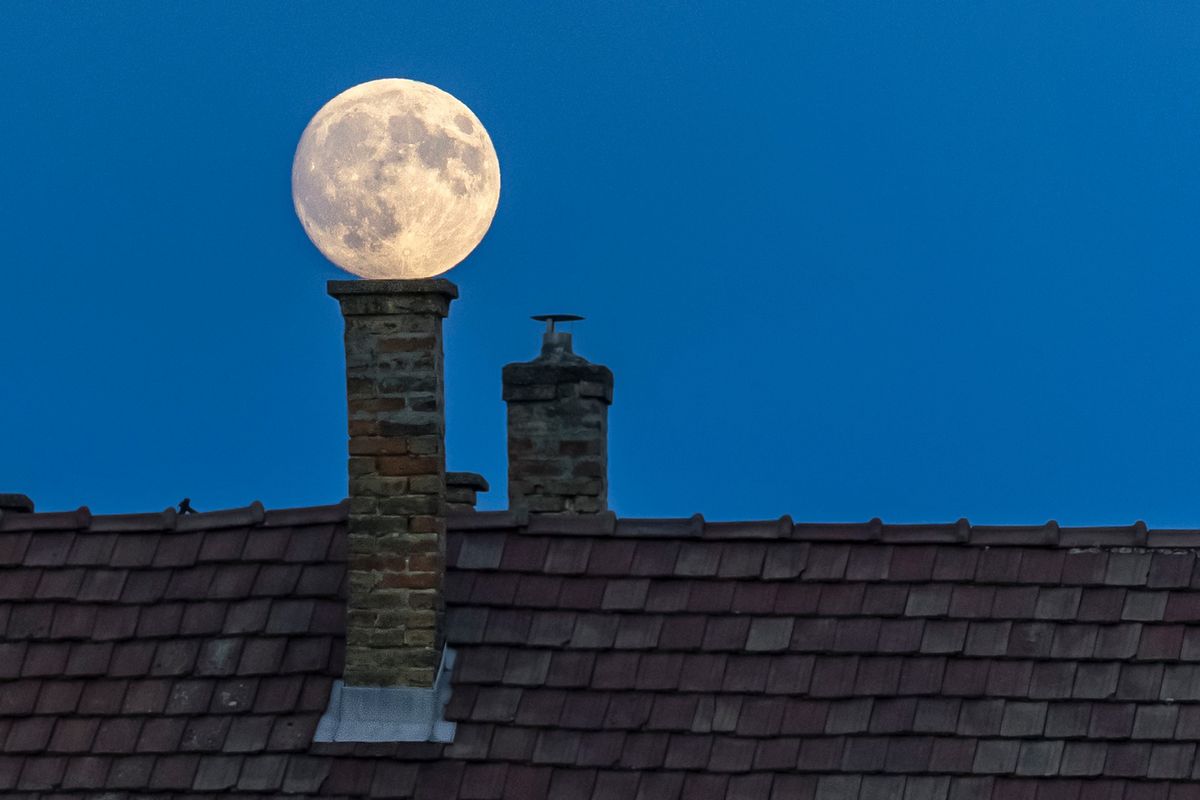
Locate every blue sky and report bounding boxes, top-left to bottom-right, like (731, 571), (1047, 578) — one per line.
(3, 3), (1200, 525)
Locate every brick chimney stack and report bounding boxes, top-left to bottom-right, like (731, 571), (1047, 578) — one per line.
(503, 316), (613, 514)
(328, 279), (457, 688)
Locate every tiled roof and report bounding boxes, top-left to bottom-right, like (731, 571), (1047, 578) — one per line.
(6, 504), (1200, 797)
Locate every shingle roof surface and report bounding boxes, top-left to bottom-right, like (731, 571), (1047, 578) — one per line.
(5, 504), (1200, 798)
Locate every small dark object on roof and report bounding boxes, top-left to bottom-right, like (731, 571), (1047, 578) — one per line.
(0, 493), (34, 512)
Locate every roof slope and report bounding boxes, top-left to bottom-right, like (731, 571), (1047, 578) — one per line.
(4, 505), (1200, 798)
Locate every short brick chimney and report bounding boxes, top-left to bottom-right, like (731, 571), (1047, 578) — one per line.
(328, 279), (456, 688)
(446, 472), (489, 512)
(503, 315), (613, 514)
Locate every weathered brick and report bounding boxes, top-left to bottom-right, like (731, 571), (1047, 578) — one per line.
(376, 456), (440, 476)
(504, 327), (613, 515)
(329, 279), (455, 688)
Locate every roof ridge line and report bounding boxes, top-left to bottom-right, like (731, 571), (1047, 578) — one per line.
(0, 499), (349, 533)
(448, 514), (1193, 549)
(263, 499), (350, 527)
(0, 505), (91, 531)
(88, 507), (178, 532)
(0, 500), (1186, 549)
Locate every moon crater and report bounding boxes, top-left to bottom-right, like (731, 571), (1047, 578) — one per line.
(292, 79), (500, 279)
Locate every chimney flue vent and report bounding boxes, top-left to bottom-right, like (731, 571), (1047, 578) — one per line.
(532, 313), (584, 359)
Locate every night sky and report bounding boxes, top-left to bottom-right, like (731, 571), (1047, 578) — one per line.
(5, 3), (1200, 525)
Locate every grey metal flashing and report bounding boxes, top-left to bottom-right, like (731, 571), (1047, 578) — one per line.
(313, 647), (457, 743)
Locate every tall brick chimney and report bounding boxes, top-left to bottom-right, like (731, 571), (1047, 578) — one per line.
(327, 279), (456, 688)
(503, 315), (613, 514)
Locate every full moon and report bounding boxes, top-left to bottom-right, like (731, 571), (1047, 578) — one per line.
(292, 79), (500, 279)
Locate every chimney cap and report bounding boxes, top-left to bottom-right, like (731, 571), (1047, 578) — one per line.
(531, 314), (584, 333)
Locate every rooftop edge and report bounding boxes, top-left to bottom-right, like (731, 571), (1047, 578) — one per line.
(1, 500), (1195, 548)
